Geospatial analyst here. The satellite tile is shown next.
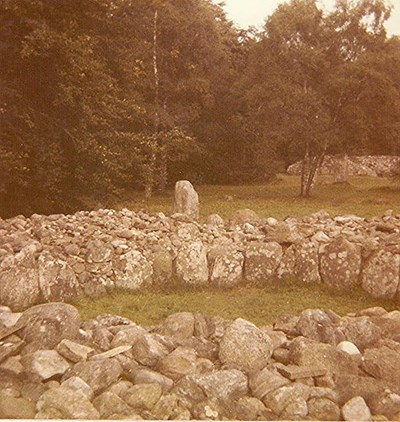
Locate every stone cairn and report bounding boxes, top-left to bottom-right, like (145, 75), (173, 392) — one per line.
(1, 205), (400, 311)
(0, 302), (400, 419)
(1, 183), (400, 419)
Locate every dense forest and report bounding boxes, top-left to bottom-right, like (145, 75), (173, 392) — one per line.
(1, 0), (400, 217)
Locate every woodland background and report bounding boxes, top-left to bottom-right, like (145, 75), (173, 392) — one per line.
(1, 0), (399, 217)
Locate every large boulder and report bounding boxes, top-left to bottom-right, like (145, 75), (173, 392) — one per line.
(320, 238), (362, 290)
(63, 358), (123, 394)
(156, 312), (195, 341)
(175, 241), (209, 285)
(152, 249), (173, 284)
(339, 316), (381, 351)
(244, 242), (283, 283)
(0, 246), (40, 311)
(289, 337), (359, 377)
(93, 391), (135, 419)
(209, 246), (244, 287)
(293, 240), (321, 284)
(219, 318), (273, 373)
(18, 303), (81, 351)
(296, 309), (344, 345)
(38, 251), (80, 302)
(186, 369), (249, 401)
(36, 385), (100, 419)
(249, 368), (290, 401)
(173, 180), (199, 219)
(114, 249), (153, 290)
(342, 396), (372, 421)
(158, 347), (198, 381)
(22, 350), (70, 380)
(361, 345), (400, 385)
(361, 249), (400, 299)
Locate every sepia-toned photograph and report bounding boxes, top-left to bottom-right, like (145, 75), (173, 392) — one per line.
(0, 0), (400, 420)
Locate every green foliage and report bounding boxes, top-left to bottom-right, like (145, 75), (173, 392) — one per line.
(1, 0), (399, 216)
(72, 280), (399, 327)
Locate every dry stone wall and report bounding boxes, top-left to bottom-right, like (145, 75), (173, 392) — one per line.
(1, 207), (400, 311)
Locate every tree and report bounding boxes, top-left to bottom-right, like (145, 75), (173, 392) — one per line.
(241, 0), (396, 196)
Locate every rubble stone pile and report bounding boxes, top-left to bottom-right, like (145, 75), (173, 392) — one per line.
(0, 303), (399, 420)
(1, 208), (400, 311)
(287, 155), (400, 177)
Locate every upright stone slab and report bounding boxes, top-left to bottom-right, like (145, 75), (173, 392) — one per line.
(293, 240), (321, 284)
(175, 241), (208, 285)
(245, 241), (283, 283)
(38, 251), (81, 302)
(361, 249), (400, 299)
(174, 180), (199, 220)
(0, 246), (40, 311)
(320, 237), (362, 290)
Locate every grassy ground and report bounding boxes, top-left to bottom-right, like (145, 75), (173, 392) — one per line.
(72, 280), (399, 327)
(74, 175), (400, 324)
(112, 175), (400, 221)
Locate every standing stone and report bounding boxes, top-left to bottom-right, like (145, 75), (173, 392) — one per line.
(361, 249), (400, 299)
(320, 237), (362, 290)
(333, 155), (349, 184)
(174, 180), (199, 219)
(0, 246), (40, 311)
(38, 251), (80, 302)
(245, 242), (283, 283)
(175, 241), (209, 285)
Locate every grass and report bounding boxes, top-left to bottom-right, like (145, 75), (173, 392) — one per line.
(72, 280), (399, 327)
(74, 175), (400, 325)
(109, 174), (400, 221)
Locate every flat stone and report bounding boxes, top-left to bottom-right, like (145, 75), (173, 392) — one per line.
(249, 368), (290, 401)
(276, 363), (327, 380)
(0, 324), (24, 342)
(62, 358), (123, 394)
(0, 340), (24, 363)
(56, 339), (94, 362)
(23, 350), (70, 380)
(90, 345), (132, 360)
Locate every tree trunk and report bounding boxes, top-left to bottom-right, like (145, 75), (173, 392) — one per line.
(300, 142), (326, 197)
(145, 9), (159, 199)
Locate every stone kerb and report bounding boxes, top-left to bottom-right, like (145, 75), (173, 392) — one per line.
(1, 208), (400, 311)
